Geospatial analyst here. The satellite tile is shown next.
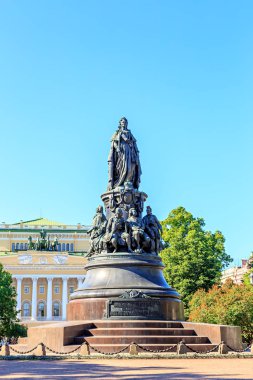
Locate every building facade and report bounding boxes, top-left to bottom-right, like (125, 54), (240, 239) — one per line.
(221, 259), (251, 284)
(0, 218), (89, 321)
(0, 217), (90, 253)
(1, 251), (87, 321)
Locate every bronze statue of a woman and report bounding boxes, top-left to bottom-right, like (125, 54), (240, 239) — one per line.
(107, 117), (142, 190)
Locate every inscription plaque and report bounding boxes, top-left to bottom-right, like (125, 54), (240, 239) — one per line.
(106, 299), (163, 319)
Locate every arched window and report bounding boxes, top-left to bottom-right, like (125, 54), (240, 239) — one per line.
(16, 243), (19, 250)
(38, 302), (45, 318)
(70, 243), (74, 252)
(53, 302), (60, 317)
(12, 243), (15, 252)
(62, 243), (65, 251)
(22, 302), (31, 317)
(20, 243), (23, 250)
(66, 243), (69, 251)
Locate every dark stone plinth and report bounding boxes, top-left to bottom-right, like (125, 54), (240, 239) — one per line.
(68, 252), (184, 321)
(67, 297), (184, 321)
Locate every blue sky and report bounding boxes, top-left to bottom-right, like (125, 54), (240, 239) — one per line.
(0, 0), (252, 265)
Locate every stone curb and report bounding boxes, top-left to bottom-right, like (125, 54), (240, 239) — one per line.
(1, 353), (253, 360)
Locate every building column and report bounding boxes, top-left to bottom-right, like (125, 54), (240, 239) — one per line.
(62, 277), (68, 320)
(77, 277), (83, 289)
(47, 278), (53, 320)
(16, 277), (22, 318)
(31, 277), (38, 320)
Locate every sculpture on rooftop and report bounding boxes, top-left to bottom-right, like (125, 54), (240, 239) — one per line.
(27, 230), (60, 251)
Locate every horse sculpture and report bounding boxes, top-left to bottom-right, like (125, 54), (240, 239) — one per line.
(28, 231), (59, 251)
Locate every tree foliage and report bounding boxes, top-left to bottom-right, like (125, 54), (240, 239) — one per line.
(160, 207), (232, 311)
(188, 280), (253, 343)
(0, 263), (27, 339)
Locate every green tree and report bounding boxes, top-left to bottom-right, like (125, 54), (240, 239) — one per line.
(160, 207), (232, 312)
(188, 280), (253, 343)
(0, 263), (26, 339)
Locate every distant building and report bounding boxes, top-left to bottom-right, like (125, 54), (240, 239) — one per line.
(221, 259), (251, 284)
(0, 218), (90, 321)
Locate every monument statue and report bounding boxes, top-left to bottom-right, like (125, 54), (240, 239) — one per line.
(70, 118), (183, 322)
(108, 117), (142, 191)
(22, 118), (241, 355)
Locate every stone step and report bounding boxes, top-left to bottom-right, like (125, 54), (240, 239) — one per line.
(77, 335), (210, 345)
(87, 343), (219, 354)
(92, 321), (184, 329)
(81, 328), (196, 337)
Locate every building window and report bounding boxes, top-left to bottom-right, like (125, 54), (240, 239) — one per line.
(39, 286), (45, 294)
(20, 243), (23, 250)
(58, 244), (61, 252)
(16, 243), (19, 250)
(69, 286), (74, 294)
(53, 302), (60, 317)
(25, 243), (28, 250)
(12, 243), (15, 252)
(22, 302), (31, 317)
(62, 243), (66, 251)
(66, 243), (69, 251)
(70, 243), (74, 251)
(24, 286), (30, 294)
(54, 286), (60, 294)
(38, 302), (45, 317)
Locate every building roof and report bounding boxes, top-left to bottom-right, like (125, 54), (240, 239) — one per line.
(13, 218), (67, 226)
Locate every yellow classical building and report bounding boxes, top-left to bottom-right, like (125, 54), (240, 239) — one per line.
(0, 218), (89, 321)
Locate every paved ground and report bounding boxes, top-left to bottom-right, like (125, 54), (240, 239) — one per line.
(0, 358), (253, 380)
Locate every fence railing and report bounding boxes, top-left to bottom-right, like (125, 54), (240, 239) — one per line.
(0, 340), (253, 357)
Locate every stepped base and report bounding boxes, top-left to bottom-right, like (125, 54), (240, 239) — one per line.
(24, 319), (242, 354)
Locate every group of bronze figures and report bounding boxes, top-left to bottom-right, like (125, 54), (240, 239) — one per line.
(87, 205), (163, 256)
(27, 230), (59, 251)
